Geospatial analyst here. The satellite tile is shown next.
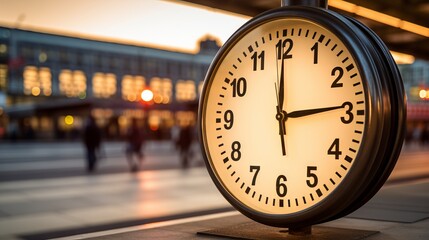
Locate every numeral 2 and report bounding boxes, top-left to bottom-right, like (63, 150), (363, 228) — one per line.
(331, 66), (343, 88)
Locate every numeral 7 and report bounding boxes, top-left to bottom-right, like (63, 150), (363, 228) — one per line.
(250, 166), (260, 186)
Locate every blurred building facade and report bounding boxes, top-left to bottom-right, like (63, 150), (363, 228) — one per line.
(0, 26), (429, 141)
(398, 61), (429, 144)
(0, 27), (219, 140)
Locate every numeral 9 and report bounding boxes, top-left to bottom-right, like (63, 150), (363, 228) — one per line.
(224, 110), (234, 130)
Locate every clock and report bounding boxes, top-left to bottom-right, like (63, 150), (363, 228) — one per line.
(198, 4), (406, 228)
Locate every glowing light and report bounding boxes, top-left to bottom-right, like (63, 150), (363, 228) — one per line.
(141, 89), (154, 102)
(153, 95), (162, 104)
(329, 0), (429, 37)
(0, 44), (6, 54)
(419, 90), (427, 99)
(79, 91), (86, 99)
(149, 124), (159, 131)
(31, 86), (41, 96)
(162, 96), (170, 104)
(127, 94), (137, 102)
(390, 51), (415, 64)
(64, 115), (74, 125)
(355, 6), (401, 28)
(39, 52), (48, 63)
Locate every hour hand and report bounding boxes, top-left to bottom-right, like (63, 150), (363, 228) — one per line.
(288, 103), (346, 119)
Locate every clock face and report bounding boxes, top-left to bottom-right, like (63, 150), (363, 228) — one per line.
(201, 18), (368, 216)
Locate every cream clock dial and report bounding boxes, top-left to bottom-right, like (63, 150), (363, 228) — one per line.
(199, 6), (405, 228)
(203, 18), (365, 214)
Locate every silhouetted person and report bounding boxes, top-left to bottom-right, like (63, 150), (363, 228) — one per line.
(170, 124), (180, 150)
(126, 119), (144, 172)
(178, 125), (193, 168)
(421, 124), (429, 146)
(83, 116), (101, 173)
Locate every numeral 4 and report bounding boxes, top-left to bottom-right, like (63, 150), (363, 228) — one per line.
(328, 138), (342, 159)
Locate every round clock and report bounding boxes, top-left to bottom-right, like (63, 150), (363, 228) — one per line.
(199, 4), (405, 228)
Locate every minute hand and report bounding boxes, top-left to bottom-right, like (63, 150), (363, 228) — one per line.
(288, 105), (344, 118)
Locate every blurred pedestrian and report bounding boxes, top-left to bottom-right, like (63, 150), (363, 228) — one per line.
(126, 118), (145, 172)
(421, 123), (429, 146)
(83, 116), (101, 173)
(170, 124), (180, 150)
(178, 125), (193, 168)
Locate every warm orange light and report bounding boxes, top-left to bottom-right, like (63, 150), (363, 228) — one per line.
(400, 21), (429, 38)
(141, 89), (154, 102)
(153, 95), (163, 104)
(390, 51), (415, 64)
(419, 89), (428, 99)
(355, 6), (401, 28)
(31, 86), (41, 96)
(329, 0), (429, 37)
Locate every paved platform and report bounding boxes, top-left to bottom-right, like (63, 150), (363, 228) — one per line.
(0, 144), (428, 239)
(0, 168), (230, 240)
(62, 179), (429, 240)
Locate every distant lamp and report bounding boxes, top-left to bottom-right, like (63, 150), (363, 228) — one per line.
(64, 115), (74, 125)
(141, 89), (154, 102)
(419, 89), (428, 99)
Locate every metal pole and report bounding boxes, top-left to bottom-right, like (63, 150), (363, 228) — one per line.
(281, 0), (328, 8)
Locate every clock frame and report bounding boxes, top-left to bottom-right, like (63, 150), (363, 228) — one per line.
(198, 6), (405, 228)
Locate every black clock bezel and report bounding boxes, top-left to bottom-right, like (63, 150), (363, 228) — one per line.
(329, 14), (406, 221)
(198, 6), (405, 228)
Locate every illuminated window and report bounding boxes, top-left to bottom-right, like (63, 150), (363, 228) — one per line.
(150, 77), (172, 104)
(39, 68), (52, 96)
(162, 78), (172, 104)
(176, 80), (196, 102)
(59, 70), (87, 98)
(91, 108), (114, 127)
(0, 44), (7, 55)
(0, 64), (7, 90)
(118, 109), (145, 135)
(176, 111), (196, 127)
(93, 72), (116, 98)
(148, 110), (174, 131)
(122, 75), (145, 102)
(40, 117), (52, 131)
(23, 66), (52, 96)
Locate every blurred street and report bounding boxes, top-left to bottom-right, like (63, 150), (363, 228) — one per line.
(0, 141), (204, 182)
(0, 142), (428, 239)
(1, 141), (429, 183)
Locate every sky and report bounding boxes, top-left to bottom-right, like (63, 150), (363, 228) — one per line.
(0, 0), (250, 53)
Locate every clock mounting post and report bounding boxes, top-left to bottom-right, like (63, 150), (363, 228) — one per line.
(281, 0), (327, 8)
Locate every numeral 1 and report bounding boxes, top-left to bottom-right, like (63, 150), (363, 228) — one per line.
(311, 42), (318, 64)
